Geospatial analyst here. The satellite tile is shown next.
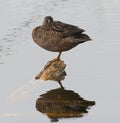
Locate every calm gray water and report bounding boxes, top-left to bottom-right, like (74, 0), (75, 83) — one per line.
(0, 0), (120, 123)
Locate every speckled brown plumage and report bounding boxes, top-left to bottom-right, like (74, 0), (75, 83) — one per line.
(32, 16), (91, 59)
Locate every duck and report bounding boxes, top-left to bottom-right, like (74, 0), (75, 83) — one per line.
(32, 16), (91, 60)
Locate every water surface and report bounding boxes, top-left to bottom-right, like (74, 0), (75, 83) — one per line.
(0, 0), (120, 123)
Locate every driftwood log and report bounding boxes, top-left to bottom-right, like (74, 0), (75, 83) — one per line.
(35, 58), (66, 87)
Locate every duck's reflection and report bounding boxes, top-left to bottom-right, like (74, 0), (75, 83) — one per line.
(36, 88), (95, 122)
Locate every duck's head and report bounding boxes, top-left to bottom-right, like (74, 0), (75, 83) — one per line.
(42, 16), (53, 26)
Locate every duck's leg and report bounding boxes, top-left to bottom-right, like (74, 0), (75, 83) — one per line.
(58, 81), (64, 88)
(56, 52), (62, 60)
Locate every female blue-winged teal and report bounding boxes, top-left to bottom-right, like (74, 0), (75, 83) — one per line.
(32, 16), (91, 59)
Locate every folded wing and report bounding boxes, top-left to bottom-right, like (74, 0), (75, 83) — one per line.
(51, 21), (85, 38)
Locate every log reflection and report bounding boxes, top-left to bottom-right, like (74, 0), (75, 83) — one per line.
(36, 88), (95, 122)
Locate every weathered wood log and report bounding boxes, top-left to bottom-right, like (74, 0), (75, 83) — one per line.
(35, 58), (66, 82)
